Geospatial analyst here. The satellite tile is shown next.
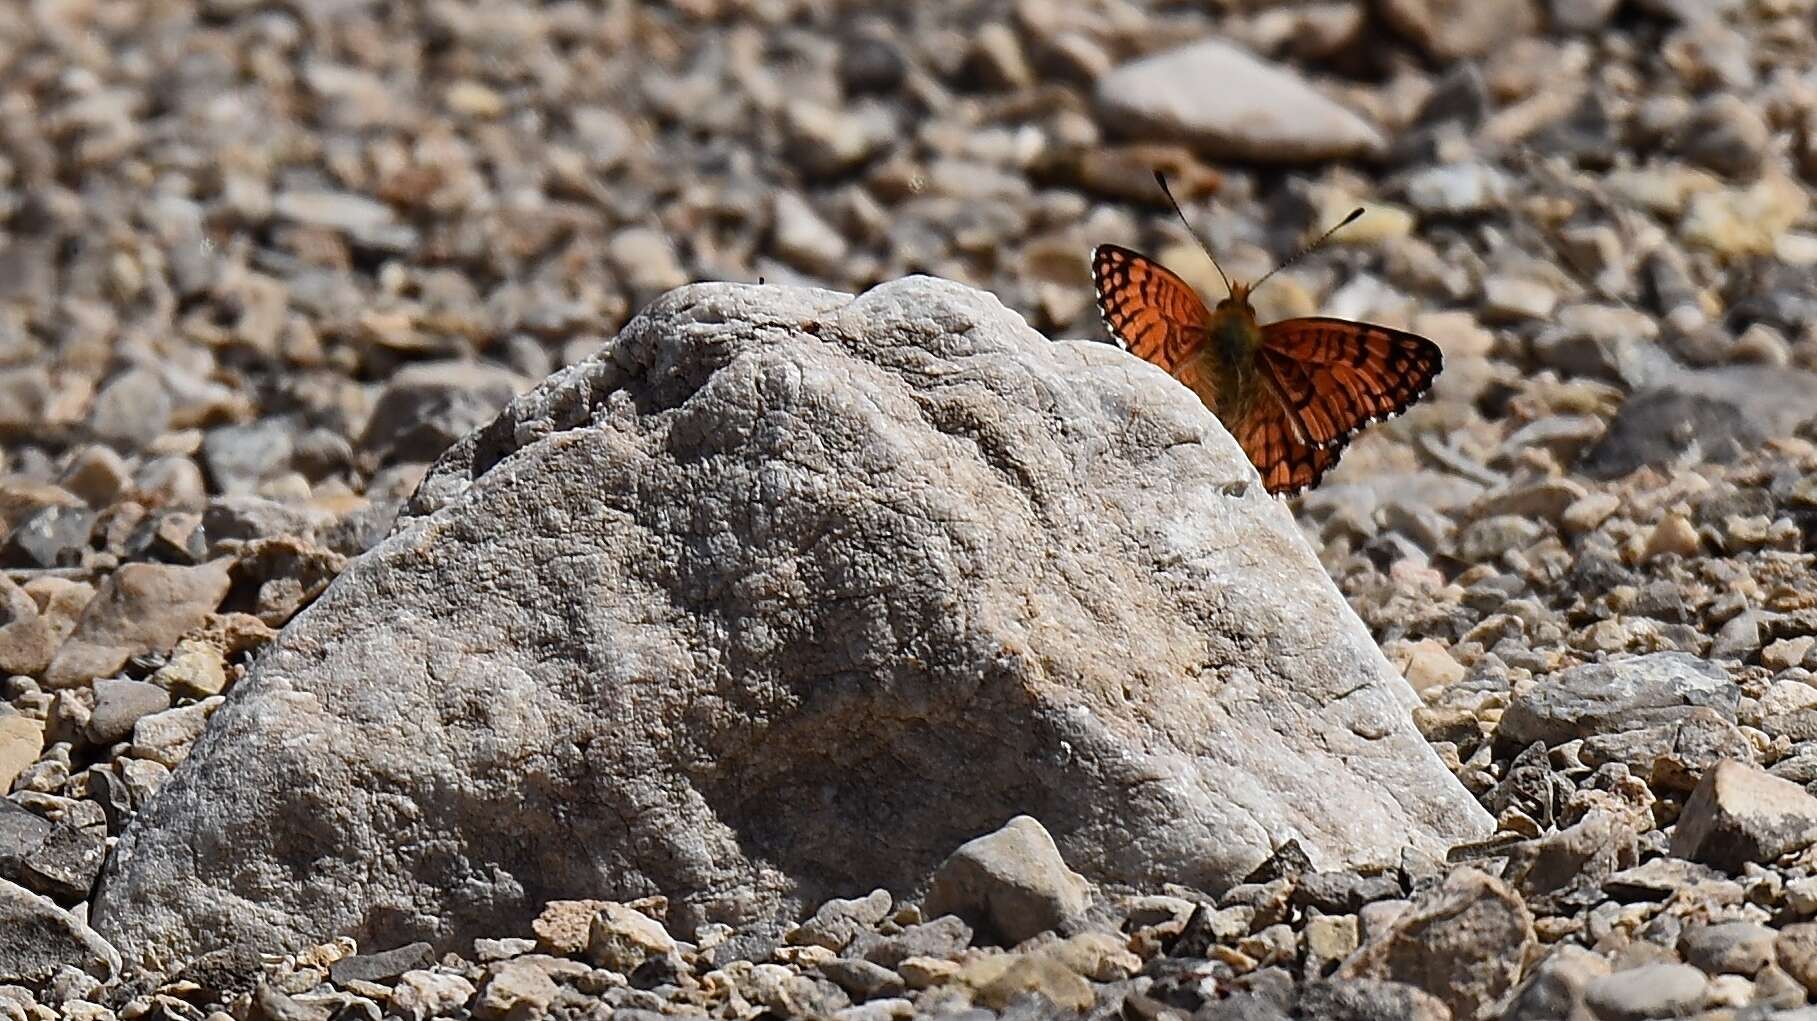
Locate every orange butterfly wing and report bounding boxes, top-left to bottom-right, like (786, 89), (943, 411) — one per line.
(1256, 317), (1443, 449)
(1092, 247), (1441, 497)
(1231, 398), (1349, 496)
(1090, 245), (1208, 374)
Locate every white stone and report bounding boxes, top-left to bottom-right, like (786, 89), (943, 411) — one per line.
(1094, 39), (1383, 163)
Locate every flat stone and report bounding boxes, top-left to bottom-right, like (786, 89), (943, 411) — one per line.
(2, 807), (105, 903)
(1043, 930), (1140, 982)
(1682, 173), (1809, 258)
(1676, 93), (1770, 179)
(1642, 709), (1757, 793)
(202, 421), (297, 497)
(390, 970), (476, 1021)
(958, 952), (1092, 1012)
(472, 959), (557, 1021)
(771, 192), (848, 277)
(1497, 653), (1736, 749)
(1582, 962), (1708, 1021)
(0, 800), (54, 887)
(1094, 39), (1383, 163)
(1482, 276), (1559, 322)
(86, 679), (172, 747)
(273, 191), (415, 249)
(43, 560), (232, 689)
(1581, 367), (1817, 478)
(328, 942), (435, 986)
(788, 890), (893, 953)
(357, 361), (531, 467)
(0, 576), (55, 678)
(1404, 162), (1510, 215)
(0, 715), (45, 794)
(1775, 923), (1817, 997)
(0, 877), (119, 984)
(249, 982), (329, 1021)
(1292, 871), (1405, 915)
(532, 900), (612, 957)
(1679, 920), (1776, 977)
(1, 505), (95, 569)
(131, 699), (222, 769)
(1505, 944), (1612, 1020)
(1298, 978), (1451, 1021)
(1550, 0), (1623, 31)
(1380, 0), (1539, 59)
(858, 915), (973, 969)
(87, 369), (172, 450)
(0, 367), (52, 437)
(1505, 809), (1638, 911)
(818, 958), (904, 1001)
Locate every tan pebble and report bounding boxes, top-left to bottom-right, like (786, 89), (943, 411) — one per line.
(772, 943), (835, 968)
(1764, 637), (1817, 672)
(897, 956), (961, 990)
(1209, 944), (1257, 971)
(1396, 639), (1467, 692)
(446, 80), (506, 118)
(533, 899), (614, 956)
(1041, 931), (1140, 982)
(1562, 492), (1621, 535)
(0, 715), (46, 792)
(1643, 513), (1700, 561)
(1302, 914), (1359, 961)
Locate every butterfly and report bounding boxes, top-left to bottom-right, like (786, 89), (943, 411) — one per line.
(1092, 172), (1443, 496)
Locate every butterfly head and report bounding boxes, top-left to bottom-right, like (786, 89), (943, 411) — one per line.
(1214, 280), (1255, 313)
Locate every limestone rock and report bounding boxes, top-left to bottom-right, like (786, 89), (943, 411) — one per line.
(1378, 0), (1540, 60)
(923, 816), (1091, 945)
(1502, 943), (1610, 1021)
(1580, 367), (1817, 479)
(1670, 760), (1817, 872)
(1094, 39), (1383, 164)
(1335, 867), (1535, 1021)
(0, 878), (120, 984)
(1496, 653), (1735, 750)
(1582, 962), (1709, 1021)
(0, 713), (45, 794)
(91, 277), (1488, 973)
(585, 903), (675, 974)
(43, 560), (231, 689)
(358, 360), (531, 468)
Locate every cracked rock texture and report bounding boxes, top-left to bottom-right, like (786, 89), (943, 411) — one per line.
(89, 276), (1488, 973)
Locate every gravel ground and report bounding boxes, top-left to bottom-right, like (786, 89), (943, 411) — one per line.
(6, 0), (1817, 1019)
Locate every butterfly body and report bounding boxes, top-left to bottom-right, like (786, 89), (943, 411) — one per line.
(1091, 243), (1442, 496)
(1198, 285), (1268, 422)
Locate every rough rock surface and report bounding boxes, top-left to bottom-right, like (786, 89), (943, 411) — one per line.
(90, 277), (1487, 973)
(0, 879), (120, 985)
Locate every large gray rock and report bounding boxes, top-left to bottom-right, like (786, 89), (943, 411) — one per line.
(91, 277), (1488, 974)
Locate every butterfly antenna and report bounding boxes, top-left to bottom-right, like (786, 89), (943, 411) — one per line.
(1153, 169), (1231, 296)
(1251, 206), (1365, 293)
